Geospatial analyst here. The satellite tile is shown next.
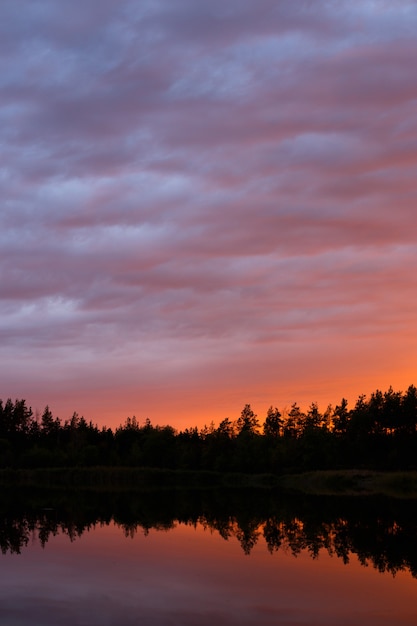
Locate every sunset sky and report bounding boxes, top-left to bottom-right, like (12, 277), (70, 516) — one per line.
(1, 0), (416, 430)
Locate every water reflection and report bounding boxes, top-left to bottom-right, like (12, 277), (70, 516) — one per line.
(2, 488), (417, 579)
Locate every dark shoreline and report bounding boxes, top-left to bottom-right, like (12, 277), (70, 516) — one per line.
(2, 467), (417, 498)
(0, 467), (279, 491)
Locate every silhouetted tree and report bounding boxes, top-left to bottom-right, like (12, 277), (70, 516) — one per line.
(283, 403), (303, 438)
(263, 406), (283, 438)
(304, 402), (322, 432)
(399, 385), (417, 435)
(237, 404), (259, 436)
(333, 398), (350, 435)
(216, 417), (235, 438)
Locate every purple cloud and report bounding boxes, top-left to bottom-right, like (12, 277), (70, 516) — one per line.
(1, 0), (416, 427)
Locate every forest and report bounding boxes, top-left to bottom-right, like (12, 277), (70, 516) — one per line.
(1, 384), (417, 473)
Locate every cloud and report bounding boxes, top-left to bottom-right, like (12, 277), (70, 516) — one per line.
(1, 0), (416, 426)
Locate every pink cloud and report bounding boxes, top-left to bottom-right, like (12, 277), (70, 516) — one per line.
(1, 0), (416, 428)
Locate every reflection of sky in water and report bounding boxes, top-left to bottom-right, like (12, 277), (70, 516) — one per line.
(0, 522), (416, 626)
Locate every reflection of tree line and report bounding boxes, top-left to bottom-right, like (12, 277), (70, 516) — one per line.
(2, 489), (417, 579)
(1, 385), (417, 472)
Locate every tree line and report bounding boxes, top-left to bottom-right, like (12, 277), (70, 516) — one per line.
(1, 384), (417, 472)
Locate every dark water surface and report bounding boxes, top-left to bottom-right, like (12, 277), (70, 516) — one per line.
(1, 489), (416, 625)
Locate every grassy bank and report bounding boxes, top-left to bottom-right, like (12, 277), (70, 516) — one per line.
(277, 469), (417, 498)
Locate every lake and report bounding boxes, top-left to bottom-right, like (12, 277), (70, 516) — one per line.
(0, 488), (416, 625)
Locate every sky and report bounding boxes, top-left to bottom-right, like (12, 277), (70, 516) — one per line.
(1, 0), (417, 430)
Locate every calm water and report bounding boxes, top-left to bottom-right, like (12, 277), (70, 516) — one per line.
(1, 489), (417, 625)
